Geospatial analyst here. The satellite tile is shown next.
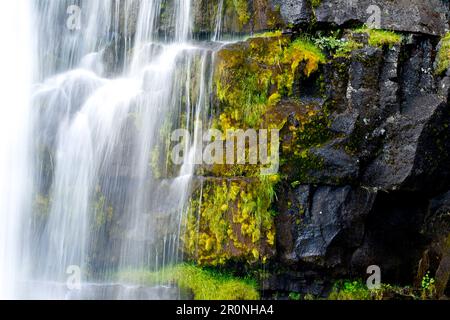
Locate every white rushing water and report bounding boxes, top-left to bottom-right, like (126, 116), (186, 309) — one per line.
(0, 0), (224, 300)
(7, 0), (217, 299)
(0, 1), (34, 299)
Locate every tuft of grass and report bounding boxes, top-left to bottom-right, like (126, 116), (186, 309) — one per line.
(118, 264), (260, 300)
(353, 27), (402, 48)
(435, 32), (450, 75)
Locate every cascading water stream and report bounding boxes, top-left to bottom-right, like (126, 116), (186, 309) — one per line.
(0, 0), (226, 300)
(0, 1), (34, 299)
(15, 0), (219, 299)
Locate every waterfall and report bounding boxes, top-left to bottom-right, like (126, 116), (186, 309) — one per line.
(0, 1), (34, 299)
(0, 0), (226, 300)
(213, 0), (224, 42)
(1, 0), (216, 300)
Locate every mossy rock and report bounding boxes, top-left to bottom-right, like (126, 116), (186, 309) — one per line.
(183, 176), (278, 266)
(214, 34), (325, 130)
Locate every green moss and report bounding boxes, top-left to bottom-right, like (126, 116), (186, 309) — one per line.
(278, 105), (333, 183)
(215, 35), (325, 129)
(183, 175), (279, 266)
(435, 32), (450, 75)
(289, 292), (301, 300)
(226, 0), (250, 27)
(327, 279), (433, 300)
(353, 27), (402, 48)
(209, 34), (327, 266)
(251, 30), (283, 38)
(328, 280), (373, 300)
(118, 264), (259, 300)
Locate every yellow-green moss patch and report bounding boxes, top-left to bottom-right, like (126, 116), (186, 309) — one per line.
(183, 175), (279, 266)
(215, 35), (325, 129)
(436, 32), (450, 75)
(353, 27), (403, 48)
(118, 264), (260, 300)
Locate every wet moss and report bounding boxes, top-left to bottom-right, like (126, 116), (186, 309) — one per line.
(435, 32), (450, 75)
(215, 35), (325, 129)
(228, 0), (250, 27)
(193, 33), (328, 267)
(118, 263), (260, 300)
(277, 102), (333, 182)
(183, 175), (279, 266)
(353, 27), (402, 48)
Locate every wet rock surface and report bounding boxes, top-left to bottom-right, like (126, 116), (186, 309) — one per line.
(271, 0), (450, 36)
(263, 16), (450, 297)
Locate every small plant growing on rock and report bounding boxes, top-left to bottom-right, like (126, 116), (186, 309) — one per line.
(288, 292), (301, 300)
(420, 271), (436, 299)
(313, 33), (347, 52)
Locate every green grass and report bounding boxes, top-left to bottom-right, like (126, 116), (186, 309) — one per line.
(328, 280), (373, 300)
(435, 32), (450, 75)
(118, 264), (260, 300)
(327, 279), (434, 300)
(353, 27), (403, 48)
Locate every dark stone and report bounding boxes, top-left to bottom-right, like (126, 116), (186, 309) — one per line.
(261, 270), (329, 297)
(309, 142), (360, 185)
(313, 0), (449, 36)
(294, 186), (375, 268)
(271, 0), (312, 25)
(362, 94), (450, 193)
(275, 184), (312, 265)
(400, 37), (436, 105)
(330, 112), (358, 135)
(419, 191), (450, 297)
(350, 191), (429, 284)
(425, 191), (450, 238)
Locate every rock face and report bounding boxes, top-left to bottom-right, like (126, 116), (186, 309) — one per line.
(83, 0), (450, 298)
(314, 0), (449, 36)
(272, 0), (450, 36)
(193, 0), (450, 37)
(202, 21), (450, 296)
(259, 25), (450, 298)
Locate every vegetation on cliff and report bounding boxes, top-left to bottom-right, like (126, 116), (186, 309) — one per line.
(183, 176), (278, 266)
(181, 33), (328, 268)
(215, 35), (325, 129)
(436, 32), (450, 75)
(118, 264), (259, 300)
